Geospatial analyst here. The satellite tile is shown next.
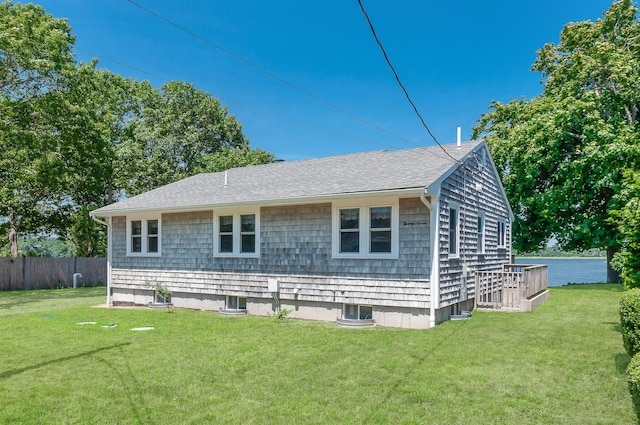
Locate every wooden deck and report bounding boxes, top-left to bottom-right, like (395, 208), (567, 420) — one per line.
(475, 264), (549, 311)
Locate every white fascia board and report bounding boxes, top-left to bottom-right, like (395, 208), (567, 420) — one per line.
(482, 141), (515, 222)
(89, 187), (425, 218)
(425, 141), (485, 197)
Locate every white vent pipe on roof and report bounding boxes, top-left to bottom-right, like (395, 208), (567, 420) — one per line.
(224, 170), (228, 187)
(457, 127), (462, 148)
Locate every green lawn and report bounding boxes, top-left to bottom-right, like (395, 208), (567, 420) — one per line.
(0, 285), (634, 424)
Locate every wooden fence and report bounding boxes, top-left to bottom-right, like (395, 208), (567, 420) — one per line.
(0, 257), (107, 291)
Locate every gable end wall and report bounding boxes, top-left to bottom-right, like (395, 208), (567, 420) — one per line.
(438, 146), (511, 307)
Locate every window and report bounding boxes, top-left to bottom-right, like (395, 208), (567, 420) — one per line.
(339, 208), (360, 253)
(147, 220), (159, 253)
(332, 198), (398, 258)
(497, 219), (507, 248)
(214, 210), (260, 257)
(477, 213), (485, 254)
(131, 220), (142, 253)
(219, 215), (233, 253)
(240, 214), (256, 253)
(370, 207), (391, 253)
(127, 216), (161, 256)
(344, 304), (373, 320)
(227, 296), (247, 310)
(449, 205), (459, 257)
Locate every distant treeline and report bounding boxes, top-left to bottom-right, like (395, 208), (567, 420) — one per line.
(1, 238), (74, 258)
(517, 247), (606, 258)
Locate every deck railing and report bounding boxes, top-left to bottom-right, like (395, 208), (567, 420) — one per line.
(475, 264), (548, 311)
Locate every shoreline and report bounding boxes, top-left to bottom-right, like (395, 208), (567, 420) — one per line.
(515, 256), (605, 260)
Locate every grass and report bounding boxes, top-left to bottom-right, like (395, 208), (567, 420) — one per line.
(0, 285), (634, 424)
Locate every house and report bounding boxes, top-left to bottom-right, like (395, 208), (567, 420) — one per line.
(90, 140), (515, 329)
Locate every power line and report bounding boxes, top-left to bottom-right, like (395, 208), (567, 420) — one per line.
(125, 0), (422, 149)
(356, 0), (461, 164)
(74, 47), (403, 150)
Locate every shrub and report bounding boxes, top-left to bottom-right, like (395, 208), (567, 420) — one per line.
(272, 308), (292, 323)
(620, 289), (640, 356)
(628, 352), (640, 420)
(610, 171), (640, 289)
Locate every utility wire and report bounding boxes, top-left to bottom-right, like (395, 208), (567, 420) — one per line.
(356, 0), (461, 164)
(125, 0), (422, 149)
(74, 47), (403, 150)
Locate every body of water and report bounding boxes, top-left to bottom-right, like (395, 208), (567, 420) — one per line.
(515, 257), (607, 286)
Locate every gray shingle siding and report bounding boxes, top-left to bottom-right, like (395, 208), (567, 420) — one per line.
(438, 145), (511, 307)
(111, 198), (430, 280)
(100, 141), (514, 327)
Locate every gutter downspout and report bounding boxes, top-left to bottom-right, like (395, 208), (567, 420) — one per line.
(420, 190), (440, 328)
(91, 214), (112, 307)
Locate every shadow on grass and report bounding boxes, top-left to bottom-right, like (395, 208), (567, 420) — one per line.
(617, 352), (632, 375)
(97, 355), (151, 423)
(362, 317), (471, 422)
(0, 342), (130, 380)
(0, 288), (105, 311)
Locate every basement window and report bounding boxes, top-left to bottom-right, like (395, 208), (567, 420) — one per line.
(227, 296), (247, 310)
(344, 304), (373, 320)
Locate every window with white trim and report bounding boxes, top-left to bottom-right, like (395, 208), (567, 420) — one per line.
(497, 219), (507, 248)
(477, 213), (485, 254)
(332, 198), (398, 258)
(449, 205), (459, 257)
(214, 210), (260, 257)
(127, 216), (161, 256)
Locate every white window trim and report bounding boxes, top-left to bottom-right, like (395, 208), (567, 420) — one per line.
(344, 304), (373, 320)
(226, 295), (247, 310)
(126, 214), (162, 257)
(448, 203), (460, 259)
(213, 208), (260, 258)
(331, 197), (399, 259)
(497, 218), (507, 249)
(477, 212), (486, 254)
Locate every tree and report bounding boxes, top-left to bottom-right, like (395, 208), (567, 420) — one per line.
(125, 81), (252, 195)
(472, 0), (640, 282)
(202, 145), (275, 173)
(0, 3), (273, 257)
(0, 1), (75, 256)
(52, 65), (142, 257)
(610, 171), (640, 288)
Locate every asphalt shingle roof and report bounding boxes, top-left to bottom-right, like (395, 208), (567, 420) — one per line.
(92, 140), (483, 216)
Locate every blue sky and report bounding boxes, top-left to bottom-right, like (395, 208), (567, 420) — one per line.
(36, 0), (615, 161)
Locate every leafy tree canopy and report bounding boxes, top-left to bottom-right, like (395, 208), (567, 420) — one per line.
(0, 1), (75, 256)
(472, 0), (640, 281)
(0, 2), (274, 257)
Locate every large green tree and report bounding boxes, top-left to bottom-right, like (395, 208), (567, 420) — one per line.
(125, 81), (256, 195)
(0, 1), (75, 257)
(472, 0), (640, 282)
(1, 2), (274, 257)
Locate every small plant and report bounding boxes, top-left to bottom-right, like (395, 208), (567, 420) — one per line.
(147, 280), (172, 311)
(155, 283), (171, 303)
(272, 307), (292, 323)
